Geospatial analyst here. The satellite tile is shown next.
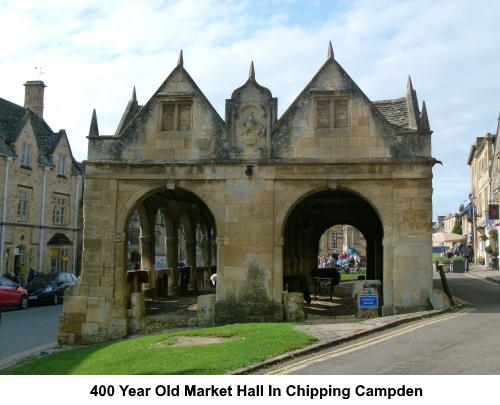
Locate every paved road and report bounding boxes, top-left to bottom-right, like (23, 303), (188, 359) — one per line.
(0, 304), (61, 370)
(251, 272), (500, 375)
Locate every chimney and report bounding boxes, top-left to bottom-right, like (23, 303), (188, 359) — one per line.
(24, 80), (46, 118)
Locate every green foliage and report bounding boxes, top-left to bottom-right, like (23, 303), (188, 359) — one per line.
(485, 245), (499, 257)
(2, 323), (317, 375)
(452, 217), (462, 236)
(439, 256), (452, 264)
(451, 255), (466, 262)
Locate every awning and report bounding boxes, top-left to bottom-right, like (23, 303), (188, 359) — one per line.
(47, 233), (73, 245)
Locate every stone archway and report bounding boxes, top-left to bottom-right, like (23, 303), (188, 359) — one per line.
(283, 189), (383, 280)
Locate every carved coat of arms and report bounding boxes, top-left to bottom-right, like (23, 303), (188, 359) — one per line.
(238, 111), (264, 146)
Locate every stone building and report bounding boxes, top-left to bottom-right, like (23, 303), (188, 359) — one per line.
(58, 43), (436, 345)
(0, 81), (84, 284)
(318, 225), (367, 261)
(467, 128), (497, 265)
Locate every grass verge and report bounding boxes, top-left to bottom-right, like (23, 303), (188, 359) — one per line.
(2, 323), (317, 375)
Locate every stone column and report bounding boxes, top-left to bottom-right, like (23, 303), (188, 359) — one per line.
(165, 236), (178, 295)
(140, 234), (156, 290)
(185, 240), (197, 291)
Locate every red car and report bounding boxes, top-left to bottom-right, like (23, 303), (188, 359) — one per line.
(0, 276), (28, 309)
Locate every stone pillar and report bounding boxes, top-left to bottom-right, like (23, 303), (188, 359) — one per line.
(140, 234), (155, 290)
(185, 240), (197, 291)
(130, 292), (145, 333)
(197, 294), (215, 327)
(165, 236), (178, 293)
(283, 292), (305, 322)
(200, 240), (210, 286)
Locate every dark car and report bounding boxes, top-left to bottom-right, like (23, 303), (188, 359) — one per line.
(0, 276), (29, 310)
(433, 246), (450, 254)
(26, 272), (76, 305)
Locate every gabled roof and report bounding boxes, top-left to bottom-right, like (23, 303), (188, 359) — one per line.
(0, 94), (84, 175)
(276, 42), (425, 135)
(113, 50), (225, 138)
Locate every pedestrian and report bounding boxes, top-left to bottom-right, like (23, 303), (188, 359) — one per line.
(27, 267), (38, 283)
(462, 244), (471, 271)
(327, 253), (337, 268)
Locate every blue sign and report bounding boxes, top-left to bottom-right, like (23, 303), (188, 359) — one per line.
(359, 294), (378, 309)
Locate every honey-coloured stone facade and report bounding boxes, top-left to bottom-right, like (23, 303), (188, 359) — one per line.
(58, 44), (436, 345)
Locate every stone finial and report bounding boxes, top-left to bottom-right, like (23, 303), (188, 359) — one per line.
(406, 75), (414, 94)
(132, 86), (137, 101)
(406, 75), (420, 129)
(420, 101), (430, 131)
(177, 50), (184, 68)
(248, 61), (255, 80)
(89, 109), (99, 137)
(328, 41), (334, 59)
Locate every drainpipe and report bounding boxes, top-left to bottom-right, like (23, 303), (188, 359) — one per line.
(0, 157), (13, 276)
(38, 166), (48, 273)
(72, 174), (81, 274)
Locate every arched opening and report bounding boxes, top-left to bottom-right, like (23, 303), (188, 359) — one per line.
(283, 189), (383, 312)
(124, 187), (217, 301)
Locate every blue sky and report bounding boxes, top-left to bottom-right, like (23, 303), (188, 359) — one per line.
(1, 0), (499, 220)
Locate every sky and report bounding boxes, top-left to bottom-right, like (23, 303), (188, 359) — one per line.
(1, 0), (499, 220)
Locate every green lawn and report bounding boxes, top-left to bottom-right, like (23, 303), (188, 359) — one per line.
(2, 323), (317, 375)
(339, 268), (366, 281)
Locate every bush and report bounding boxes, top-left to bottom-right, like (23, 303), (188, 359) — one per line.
(451, 255), (465, 262)
(439, 256), (452, 264)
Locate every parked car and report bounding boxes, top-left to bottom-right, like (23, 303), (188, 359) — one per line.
(0, 276), (29, 309)
(26, 272), (76, 305)
(432, 246), (449, 254)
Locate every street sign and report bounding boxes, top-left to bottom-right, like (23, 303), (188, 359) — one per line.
(359, 294), (378, 309)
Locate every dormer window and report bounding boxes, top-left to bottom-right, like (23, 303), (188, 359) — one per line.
(57, 154), (67, 177)
(21, 143), (32, 167)
(157, 94), (194, 132)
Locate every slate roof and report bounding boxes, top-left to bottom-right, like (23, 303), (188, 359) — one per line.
(372, 97), (412, 131)
(0, 95), (84, 175)
(47, 233), (73, 245)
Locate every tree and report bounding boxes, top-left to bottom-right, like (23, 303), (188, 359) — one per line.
(452, 216), (462, 235)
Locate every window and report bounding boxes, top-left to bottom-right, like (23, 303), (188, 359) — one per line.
(60, 249), (69, 272)
(160, 99), (192, 131)
(52, 197), (67, 225)
(314, 96), (349, 130)
(17, 189), (29, 221)
(57, 154), (67, 176)
(330, 232), (339, 249)
(21, 143), (32, 167)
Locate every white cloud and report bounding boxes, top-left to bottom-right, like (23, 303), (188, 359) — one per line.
(1, 0), (499, 219)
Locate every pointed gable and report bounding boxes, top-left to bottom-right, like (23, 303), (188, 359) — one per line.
(0, 93), (83, 173)
(114, 87), (142, 136)
(272, 42), (431, 161)
(88, 51), (226, 162)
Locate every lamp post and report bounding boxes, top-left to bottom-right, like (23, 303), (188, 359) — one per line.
(469, 195), (476, 263)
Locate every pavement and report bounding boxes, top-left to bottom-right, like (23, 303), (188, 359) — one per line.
(230, 262), (500, 374)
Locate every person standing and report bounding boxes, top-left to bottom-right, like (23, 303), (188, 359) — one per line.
(462, 244), (471, 271)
